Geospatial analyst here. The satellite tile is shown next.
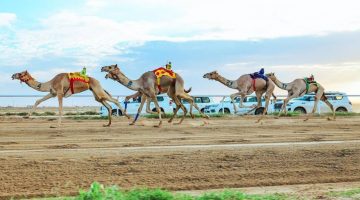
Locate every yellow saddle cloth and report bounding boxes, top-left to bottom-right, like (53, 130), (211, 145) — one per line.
(153, 67), (176, 92)
(68, 72), (90, 94)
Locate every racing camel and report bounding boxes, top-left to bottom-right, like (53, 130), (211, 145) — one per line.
(203, 70), (276, 122)
(101, 64), (209, 127)
(11, 70), (129, 127)
(266, 73), (335, 121)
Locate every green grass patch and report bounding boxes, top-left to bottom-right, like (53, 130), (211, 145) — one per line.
(70, 182), (288, 200)
(65, 111), (99, 116)
(269, 112), (302, 117)
(69, 116), (107, 120)
(327, 188), (360, 198)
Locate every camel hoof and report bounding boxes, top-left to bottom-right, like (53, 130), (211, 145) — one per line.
(103, 124), (110, 127)
(274, 116), (280, 119)
(129, 122), (135, 126)
(49, 125), (57, 128)
(303, 118), (309, 122)
(23, 116), (30, 119)
(191, 114), (195, 119)
(168, 120), (173, 123)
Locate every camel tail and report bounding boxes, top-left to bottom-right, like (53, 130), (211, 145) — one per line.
(184, 87), (192, 93)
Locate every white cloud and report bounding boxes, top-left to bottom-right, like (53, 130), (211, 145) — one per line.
(0, 13), (16, 27)
(2, 0), (360, 66)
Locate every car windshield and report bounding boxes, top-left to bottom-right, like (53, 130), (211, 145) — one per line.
(293, 96), (315, 101)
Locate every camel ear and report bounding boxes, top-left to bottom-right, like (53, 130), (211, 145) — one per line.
(115, 64), (118, 67)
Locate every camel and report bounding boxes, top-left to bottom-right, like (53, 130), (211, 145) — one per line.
(266, 73), (335, 121)
(101, 64), (209, 127)
(105, 73), (158, 115)
(203, 71), (276, 122)
(11, 70), (129, 127)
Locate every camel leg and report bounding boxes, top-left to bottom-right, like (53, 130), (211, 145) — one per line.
(145, 98), (157, 114)
(171, 96), (187, 125)
(27, 93), (55, 117)
(150, 94), (163, 128)
(277, 93), (299, 118)
(130, 95), (146, 125)
(106, 97), (131, 119)
(244, 92), (263, 116)
(56, 93), (64, 127)
(230, 92), (241, 113)
(304, 90), (323, 121)
(178, 93), (209, 125)
(321, 94), (336, 120)
(101, 100), (113, 127)
(124, 91), (142, 113)
(257, 91), (272, 123)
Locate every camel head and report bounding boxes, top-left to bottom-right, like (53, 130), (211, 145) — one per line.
(101, 64), (119, 73)
(203, 71), (219, 80)
(265, 72), (276, 81)
(11, 71), (33, 82)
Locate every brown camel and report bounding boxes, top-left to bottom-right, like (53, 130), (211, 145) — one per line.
(266, 73), (335, 121)
(203, 71), (276, 122)
(105, 72), (158, 115)
(101, 64), (209, 127)
(11, 70), (129, 127)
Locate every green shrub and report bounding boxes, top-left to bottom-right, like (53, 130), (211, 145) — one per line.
(73, 183), (288, 200)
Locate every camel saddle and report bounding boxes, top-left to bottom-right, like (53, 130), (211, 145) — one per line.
(303, 77), (319, 94)
(68, 72), (90, 94)
(249, 73), (269, 91)
(153, 67), (176, 92)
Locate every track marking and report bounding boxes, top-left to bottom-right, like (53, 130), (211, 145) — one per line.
(1, 140), (360, 154)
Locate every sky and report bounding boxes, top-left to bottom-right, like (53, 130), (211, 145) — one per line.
(0, 0), (360, 106)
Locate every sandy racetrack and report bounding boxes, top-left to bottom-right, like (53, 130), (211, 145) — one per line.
(0, 115), (360, 199)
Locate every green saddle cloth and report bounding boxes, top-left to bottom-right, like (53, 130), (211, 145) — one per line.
(304, 78), (319, 93)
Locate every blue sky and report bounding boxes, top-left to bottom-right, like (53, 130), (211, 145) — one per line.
(1, 0), (360, 106)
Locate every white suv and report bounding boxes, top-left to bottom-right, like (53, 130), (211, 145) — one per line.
(273, 92), (352, 114)
(100, 95), (174, 116)
(204, 96), (275, 115)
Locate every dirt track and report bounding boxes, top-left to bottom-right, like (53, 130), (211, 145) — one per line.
(0, 115), (360, 199)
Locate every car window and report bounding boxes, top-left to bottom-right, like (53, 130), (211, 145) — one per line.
(194, 97), (202, 103)
(201, 97), (210, 103)
(335, 96), (343, 100)
(308, 96), (315, 101)
(157, 96), (164, 102)
(234, 97), (241, 103)
(131, 97), (141, 103)
(247, 97), (257, 102)
(181, 99), (189, 104)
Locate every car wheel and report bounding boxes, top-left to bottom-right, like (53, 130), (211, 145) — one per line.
(152, 108), (165, 113)
(336, 107), (348, 112)
(219, 108), (230, 114)
(294, 107), (306, 114)
(255, 107), (265, 115)
(111, 109), (118, 116)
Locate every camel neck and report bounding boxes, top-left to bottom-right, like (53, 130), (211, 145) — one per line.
(215, 74), (238, 89)
(25, 79), (51, 92)
(112, 71), (140, 91)
(272, 77), (289, 90)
